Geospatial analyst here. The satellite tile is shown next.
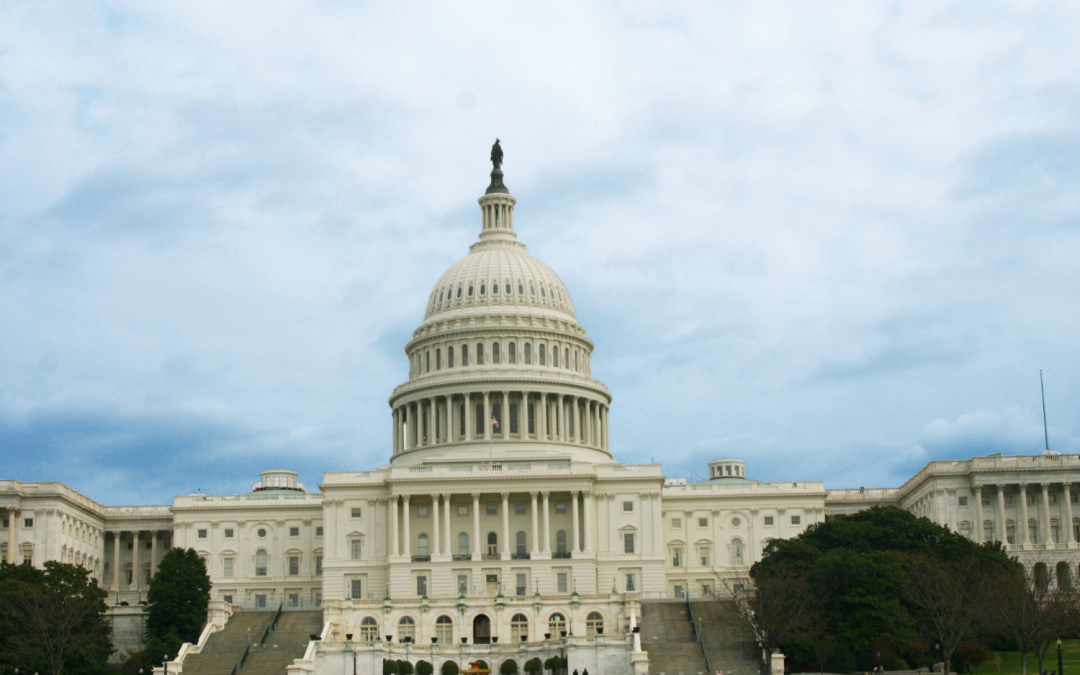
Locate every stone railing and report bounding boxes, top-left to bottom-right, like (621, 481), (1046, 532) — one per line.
(666, 480), (826, 495)
(825, 487), (902, 502)
(174, 493), (324, 506)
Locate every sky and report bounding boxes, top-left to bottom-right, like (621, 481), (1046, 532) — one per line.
(1, 1), (1078, 505)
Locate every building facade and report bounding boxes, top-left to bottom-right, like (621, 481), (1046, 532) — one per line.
(2, 160), (1077, 674)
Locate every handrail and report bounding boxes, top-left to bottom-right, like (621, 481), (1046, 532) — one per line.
(259, 601), (284, 646)
(686, 595), (711, 674)
(229, 643), (251, 675)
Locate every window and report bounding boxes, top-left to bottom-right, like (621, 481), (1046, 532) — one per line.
(477, 343), (484, 365)
(586, 612), (604, 636)
(556, 530), (567, 554)
(487, 505), (498, 515)
(462, 344), (469, 365)
(984, 522), (994, 542)
(289, 593), (299, 607)
(982, 496), (991, 506)
(555, 503), (566, 514)
(288, 556), (299, 575)
(1029, 522), (1040, 544)
(698, 518), (708, 527)
(516, 573), (526, 596)
(457, 574), (468, 594)
(416, 506), (429, 517)
(959, 496), (968, 506)
(1051, 494), (1059, 504)
(487, 532), (498, 555)
(516, 531), (527, 556)
(436, 348), (442, 370)
(516, 503), (526, 515)
(1005, 495), (1014, 505)
(223, 557), (234, 577)
(256, 594), (267, 608)
(224, 528), (234, 538)
(399, 616), (416, 641)
(197, 529), (207, 539)
(511, 613), (528, 642)
(493, 342), (500, 364)
(458, 505), (469, 516)
(468, 285), (473, 297)
(361, 617), (379, 641)
(539, 344), (546, 365)
(255, 550), (268, 576)
(553, 348), (559, 368)
(624, 533), (635, 554)
(448, 346), (454, 367)
(315, 593), (322, 607)
(510, 402), (518, 434)
(436, 615), (453, 643)
(290, 527), (300, 537)
(351, 540), (363, 560)
(416, 575), (428, 597)
(351, 508), (362, 518)
(671, 518), (681, 528)
(315, 556), (323, 575)
(350, 579), (363, 599)
(509, 342), (516, 364)
(791, 515), (801, 525)
(699, 546), (710, 566)
(625, 573), (636, 592)
(458, 533), (469, 555)
(23, 518), (33, 528)
(480, 283), (486, 296)
(764, 516), (774, 526)
(223, 594), (233, 604)
(316, 526), (323, 536)
(731, 517), (741, 527)
(557, 573), (568, 594)
(419, 534), (429, 556)
(549, 612), (567, 636)
(672, 547), (683, 567)
(674, 584), (685, 598)
(1028, 494), (1037, 506)
(1007, 523), (1016, 544)
(1052, 525), (1061, 543)
(730, 539), (744, 565)
(525, 343), (532, 364)
(623, 501), (634, 512)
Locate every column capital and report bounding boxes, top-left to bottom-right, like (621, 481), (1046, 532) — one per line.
(471, 492), (481, 500)
(571, 490), (581, 497)
(500, 492), (510, 499)
(530, 491), (539, 498)
(541, 491), (550, 498)
(582, 491), (592, 498)
(403, 494), (412, 503)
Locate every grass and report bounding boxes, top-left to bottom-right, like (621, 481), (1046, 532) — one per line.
(980, 639), (1080, 675)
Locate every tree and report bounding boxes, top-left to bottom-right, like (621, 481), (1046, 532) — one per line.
(0, 561), (113, 675)
(417, 660), (434, 675)
(384, 658), (400, 675)
(500, 659), (519, 675)
(399, 659), (415, 675)
(441, 660), (460, 675)
(714, 572), (817, 673)
(145, 548), (211, 663)
(904, 555), (991, 675)
(524, 658), (543, 674)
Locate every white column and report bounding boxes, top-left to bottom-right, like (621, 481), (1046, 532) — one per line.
(403, 496), (412, 556)
(501, 492), (511, 558)
(150, 531), (158, 579)
(583, 492), (593, 553)
(130, 530), (139, 588)
(584, 401), (592, 446)
(443, 494), (452, 555)
(542, 491), (551, 553)
(524, 393), (532, 439)
(448, 397), (456, 443)
(652, 493), (663, 552)
(5, 510), (16, 564)
(1020, 484), (1030, 544)
(1041, 483), (1052, 545)
(501, 391), (509, 440)
(571, 491), (581, 553)
(483, 393), (491, 441)
(973, 486), (984, 543)
(112, 532), (121, 588)
(392, 408), (400, 453)
(433, 495), (441, 556)
(427, 399), (435, 446)
(539, 394), (547, 441)
(1066, 484), (1076, 544)
(573, 398), (581, 443)
(560, 396), (568, 441)
(594, 403), (601, 447)
(390, 496), (399, 556)
(530, 492), (540, 555)
(471, 493), (482, 556)
(465, 395), (474, 441)
(997, 486), (1008, 543)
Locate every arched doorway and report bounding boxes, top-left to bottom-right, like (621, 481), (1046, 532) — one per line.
(473, 614), (491, 644)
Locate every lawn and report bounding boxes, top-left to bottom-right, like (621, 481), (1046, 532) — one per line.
(980, 640), (1080, 675)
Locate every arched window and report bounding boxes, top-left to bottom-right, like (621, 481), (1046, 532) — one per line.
(509, 402), (518, 434)
(480, 283), (486, 296)
(360, 617), (379, 641)
(462, 344), (469, 366)
(418, 534), (429, 557)
(468, 285), (474, 297)
(458, 533), (469, 556)
(493, 342), (500, 364)
(477, 343), (485, 365)
(487, 532), (498, 556)
(255, 549), (268, 576)
(524, 343), (532, 364)
(1034, 562), (1049, 591)
(530, 284), (536, 296)
(511, 614), (528, 642)
(548, 613), (566, 636)
(556, 531), (567, 555)
(436, 349), (441, 370)
(448, 346), (454, 368)
(505, 283), (511, 295)
(586, 612), (604, 636)
(730, 539), (744, 566)
(436, 615), (453, 643)
(398, 616), (416, 642)
(509, 342), (516, 364)
(564, 348), (569, 369)
(541, 287), (547, 297)
(518, 283), (524, 295)
(1057, 561), (1072, 589)
(573, 351), (578, 372)
(516, 531), (527, 556)
(456, 286), (462, 299)
(493, 282), (499, 295)
(539, 344), (546, 365)
(475, 402), (484, 437)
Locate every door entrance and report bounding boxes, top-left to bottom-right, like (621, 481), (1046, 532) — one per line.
(473, 614), (491, 644)
(486, 574), (499, 596)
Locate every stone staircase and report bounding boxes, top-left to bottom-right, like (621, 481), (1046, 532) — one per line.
(692, 600), (762, 675)
(241, 611), (324, 675)
(640, 602), (709, 675)
(180, 611), (277, 675)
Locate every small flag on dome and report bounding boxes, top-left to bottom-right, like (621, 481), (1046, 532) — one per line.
(491, 414), (499, 429)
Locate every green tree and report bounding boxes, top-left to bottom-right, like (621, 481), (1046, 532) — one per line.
(499, 659), (519, 675)
(524, 658), (543, 674)
(441, 660), (459, 675)
(0, 561), (113, 675)
(543, 657), (555, 672)
(399, 659), (415, 675)
(417, 660), (434, 675)
(145, 548), (211, 664)
(384, 658), (400, 675)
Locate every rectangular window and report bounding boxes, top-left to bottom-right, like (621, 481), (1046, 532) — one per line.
(1028, 494), (1037, 506)
(23, 518), (33, 528)
(487, 505), (498, 515)
(984, 524), (994, 542)
(698, 517), (708, 527)
(458, 505), (469, 516)
(1050, 494), (1059, 504)
(223, 594), (233, 604)
(223, 557), (234, 577)
(791, 515), (801, 525)
(197, 529), (208, 539)
(764, 516), (774, 526)
(289, 593), (299, 607)
(674, 585), (685, 598)
(315, 556), (323, 575)
(256, 594), (267, 608)
(624, 533), (635, 554)
(351, 508), (362, 518)
(625, 574), (636, 592)
(555, 503), (566, 514)
(699, 548), (710, 566)
(315, 593), (322, 607)
(958, 496), (968, 506)
(351, 540), (363, 560)
(672, 548), (683, 567)
(1007, 524), (1015, 544)
(516, 573), (526, 596)
(316, 526), (323, 536)
(982, 497), (991, 506)
(671, 518), (681, 528)
(623, 501), (634, 512)
(557, 572), (568, 593)
(289, 556), (299, 575)
(350, 579), (362, 599)
(1073, 493), (1079, 504)
(510, 403), (518, 434)
(1052, 525), (1061, 543)
(289, 527), (300, 537)
(224, 528), (234, 538)
(416, 575), (428, 597)
(1005, 495), (1014, 505)
(1075, 524), (1080, 542)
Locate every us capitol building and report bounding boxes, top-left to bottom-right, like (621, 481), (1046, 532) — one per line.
(2, 150), (1078, 675)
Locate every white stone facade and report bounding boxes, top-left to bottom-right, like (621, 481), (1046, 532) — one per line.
(3, 165), (1077, 675)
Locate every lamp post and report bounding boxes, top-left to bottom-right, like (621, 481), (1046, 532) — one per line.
(1058, 638), (1064, 675)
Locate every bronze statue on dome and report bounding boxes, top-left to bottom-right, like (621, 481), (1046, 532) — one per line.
(490, 139), (503, 169)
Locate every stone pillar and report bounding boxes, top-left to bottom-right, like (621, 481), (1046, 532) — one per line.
(542, 491), (551, 553)
(392, 408), (400, 453)
(539, 393), (547, 441)
(571, 491), (581, 553)
(573, 398), (581, 443)
(973, 486), (984, 543)
(483, 392), (491, 441)
(5, 510), (16, 564)
(402, 496), (411, 556)
(465, 395), (474, 442)
(112, 532), (121, 588)
(524, 394), (532, 439)
(1041, 484), (1053, 545)
(500, 492), (511, 559)
(1066, 484), (1076, 544)
(1020, 484), (1030, 544)
(427, 399), (434, 446)
(653, 493), (664, 552)
(448, 397), (456, 443)
(603, 406), (609, 450)
(584, 492), (593, 553)
(502, 391), (509, 440)
(390, 496), (399, 557)
(471, 493), (482, 557)
(443, 494), (452, 555)
(433, 495), (441, 556)
(130, 530), (140, 587)
(996, 485), (1008, 543)
(530, 492), (540, 555)
(150, 531), (158, 579)
(560, 396), (568, 441)
(594, 403), (601, 447)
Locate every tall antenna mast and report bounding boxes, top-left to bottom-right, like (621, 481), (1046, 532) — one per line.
(1040, 370), (1050, 451)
